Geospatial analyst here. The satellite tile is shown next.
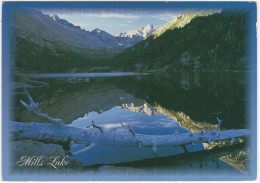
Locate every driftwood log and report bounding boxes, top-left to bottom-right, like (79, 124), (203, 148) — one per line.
(11, 87), (249, 157)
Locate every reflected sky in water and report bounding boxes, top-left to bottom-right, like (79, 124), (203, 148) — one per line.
(69, 106), (189, 135)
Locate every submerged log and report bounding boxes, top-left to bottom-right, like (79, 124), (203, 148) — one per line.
(87, 142), (246, 169)
(12, 88), (250, 157)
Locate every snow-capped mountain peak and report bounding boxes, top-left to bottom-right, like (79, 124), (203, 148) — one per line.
(115, 24), (160, 48)
(49, 14), (60, 21)
(116, 24), (160, 38)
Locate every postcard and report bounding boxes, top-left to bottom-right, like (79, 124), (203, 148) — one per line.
(1, 1), (257, 181)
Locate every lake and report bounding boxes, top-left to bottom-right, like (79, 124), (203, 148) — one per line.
(12, 72), (249, 175)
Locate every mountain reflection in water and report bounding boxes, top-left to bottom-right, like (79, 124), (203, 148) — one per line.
(13, 72), (248, 173)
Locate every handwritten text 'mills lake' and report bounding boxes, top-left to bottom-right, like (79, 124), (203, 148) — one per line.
(16, 156), (69, 169)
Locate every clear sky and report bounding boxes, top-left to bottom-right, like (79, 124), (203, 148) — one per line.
(41, 9), (180, 36)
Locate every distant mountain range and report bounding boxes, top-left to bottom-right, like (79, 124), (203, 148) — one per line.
(14, 8), (248, 73)
(14, 8), (159, 73)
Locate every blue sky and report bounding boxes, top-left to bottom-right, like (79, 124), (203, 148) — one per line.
(37, 1), (253, 36)
(12, 1), (255, 36)
(41, 9), (180, 35)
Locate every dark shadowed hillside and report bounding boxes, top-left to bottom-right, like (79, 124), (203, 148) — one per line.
(110, 11), (248, 72)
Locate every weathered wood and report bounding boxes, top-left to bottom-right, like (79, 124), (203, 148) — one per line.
(12, 88), (250, 157)
(11, 121), (249, 157)
(20, 87), (64, 126)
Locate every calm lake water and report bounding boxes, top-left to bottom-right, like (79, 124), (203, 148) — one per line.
(13, 72), (248, 174)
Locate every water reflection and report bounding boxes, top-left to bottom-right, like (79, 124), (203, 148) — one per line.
(87, 142), (246, 175)
(111, 72), (247, 129)
(67, 93), (205, 165)
(13, 72), (248, 172)
(69, 105), (185, 134)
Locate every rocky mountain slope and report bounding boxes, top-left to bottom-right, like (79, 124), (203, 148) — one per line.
(15, 8), (122, 73)
(16, 9), (123, 55)
(110, 10), (248, 72)
(14, 8), (155, 73)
